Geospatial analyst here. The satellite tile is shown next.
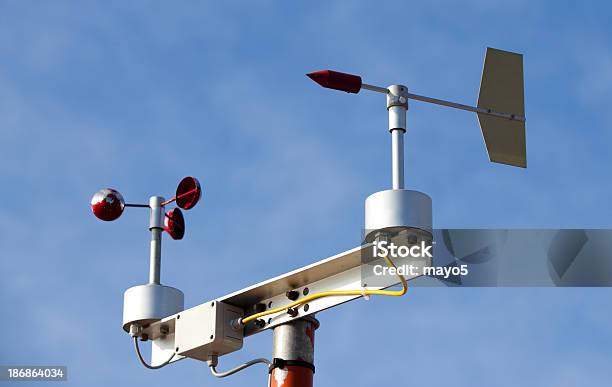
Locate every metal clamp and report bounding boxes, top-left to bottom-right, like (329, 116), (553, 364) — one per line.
(269, 358), (316, 374)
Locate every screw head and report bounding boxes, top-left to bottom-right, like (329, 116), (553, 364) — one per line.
(286, 290), (300, 301)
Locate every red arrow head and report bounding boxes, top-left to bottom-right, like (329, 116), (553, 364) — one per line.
(307, 70), (362, 94)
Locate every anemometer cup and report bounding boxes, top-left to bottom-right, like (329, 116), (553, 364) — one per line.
(122, 284), (184, 332)
(364, 189), (432, 243)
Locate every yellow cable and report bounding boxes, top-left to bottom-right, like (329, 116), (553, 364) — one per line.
(241, 255), (407, 325)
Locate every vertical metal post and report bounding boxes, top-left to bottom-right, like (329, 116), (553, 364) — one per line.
(148, 196), (165, 285)
(391, 129), (404, 189)
(270, 317), (319, 387)
(387, 85), (408, 190)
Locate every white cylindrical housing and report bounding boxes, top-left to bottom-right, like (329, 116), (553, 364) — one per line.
(364, 189), (432, 241)
(122, 283), (184, 332)
(149, 196), (165, 230)
(386, 85), (408, 132)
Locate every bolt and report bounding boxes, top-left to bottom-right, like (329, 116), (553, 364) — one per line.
(286, 290), (300, 301)
(160, 325), (169, 335)
(287, 308), (299, 317)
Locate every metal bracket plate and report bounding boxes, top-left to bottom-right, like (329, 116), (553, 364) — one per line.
(220, 232), (430, 336)
(144, 231), (430, 365)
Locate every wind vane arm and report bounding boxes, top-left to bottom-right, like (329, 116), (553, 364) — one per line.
(307, 71), (525, 122)
(404, 92), (525, 122)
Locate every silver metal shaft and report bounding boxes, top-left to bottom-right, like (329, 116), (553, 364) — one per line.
(362, 83), (389, 94)
(148, 196), (165, 285)
(391, 129), (404, 189)
(149, 228), (162, 284)
(406, 92), (525, 121)
(271, 317), (318, 387)
(387, 85), (408, 191)
(272, 318), (316, 364)
(361, 82), (525, 122)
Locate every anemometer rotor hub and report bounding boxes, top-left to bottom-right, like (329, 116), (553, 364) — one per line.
(149, 196), (165, 230)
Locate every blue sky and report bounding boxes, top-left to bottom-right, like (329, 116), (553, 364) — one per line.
(1, 1), (611, 386)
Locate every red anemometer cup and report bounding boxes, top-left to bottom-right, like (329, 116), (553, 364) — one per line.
(164, 208), (185, 240)
(90, 188), (125, 221)
(174, 176), (201, 210)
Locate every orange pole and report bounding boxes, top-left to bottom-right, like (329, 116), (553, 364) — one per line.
(270, 366), (313, 387)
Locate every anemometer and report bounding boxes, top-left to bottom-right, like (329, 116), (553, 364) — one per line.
(91, 47), (526, 387)
(91, 177), (201, 334)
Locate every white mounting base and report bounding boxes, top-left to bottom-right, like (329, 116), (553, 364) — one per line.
(122, 284), (184, 332)
(364, 189), (432, 241)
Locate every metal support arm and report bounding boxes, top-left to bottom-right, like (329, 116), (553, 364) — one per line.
(406, 92), (525, 122)
(362, 83), (525, 122)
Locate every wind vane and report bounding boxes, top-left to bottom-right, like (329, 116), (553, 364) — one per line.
(308, 47), (526, 168)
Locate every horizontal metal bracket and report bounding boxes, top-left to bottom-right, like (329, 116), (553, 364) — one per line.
(221, 232), (431, 335)
(142, 229), (431, 366)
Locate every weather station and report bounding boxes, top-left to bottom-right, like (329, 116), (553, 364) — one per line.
(90, 47), (526, 387)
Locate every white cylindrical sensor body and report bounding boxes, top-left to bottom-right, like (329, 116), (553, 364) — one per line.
(364, 189), (432, 242)
(122, 283), (184, 332)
